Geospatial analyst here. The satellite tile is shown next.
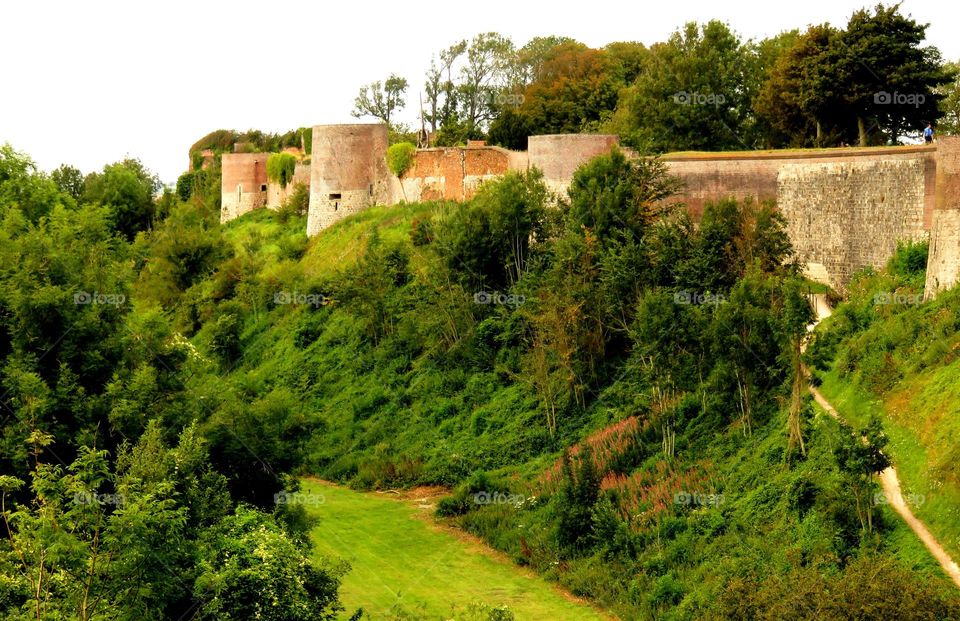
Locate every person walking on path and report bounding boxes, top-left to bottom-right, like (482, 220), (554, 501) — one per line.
(924, 123), (934, 144)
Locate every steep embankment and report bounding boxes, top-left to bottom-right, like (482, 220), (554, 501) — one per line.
(809, 256), (960, 582)
(197, 192), (960, 619)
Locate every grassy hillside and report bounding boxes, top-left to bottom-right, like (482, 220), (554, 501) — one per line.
(171, 186), (956, 619)
(140, 158), (960, 619)
(810, 250), (960, 565)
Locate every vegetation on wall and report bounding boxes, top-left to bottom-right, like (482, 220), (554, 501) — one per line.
(267, 152), (298, 187)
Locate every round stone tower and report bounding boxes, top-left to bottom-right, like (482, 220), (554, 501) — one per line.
(307, 124), (390, 236)
(527, 134), (620, 195)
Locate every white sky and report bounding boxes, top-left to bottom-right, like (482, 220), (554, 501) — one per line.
(1, 0), (955, 184)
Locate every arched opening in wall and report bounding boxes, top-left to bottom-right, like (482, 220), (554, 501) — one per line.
(260, 184), (267, 192)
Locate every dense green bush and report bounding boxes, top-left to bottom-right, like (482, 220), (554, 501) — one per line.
(267, 152), (298, 187)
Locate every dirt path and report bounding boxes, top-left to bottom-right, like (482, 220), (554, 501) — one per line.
(805, 294), (960, 589)
(810, 388), (960, 588)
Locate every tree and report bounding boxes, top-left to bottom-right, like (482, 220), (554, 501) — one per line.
(82, 158), (160, 240)
(566, 148), (681, 245)
(937, 62), (960, 134)
(779, 278), (814, 458)
(0, 144), (68, 222)
(386, 142), (416, 201)
(608, 21), (756, 152)
(50, 164), (84, 201)
(193, 506), (345, 621)
(508, 42), (620, 136)
(837, 4), (950, 145)
(936, 60), (960, 135)
(266, 152), (297, 188)
(834, 416), (891, 532)
(423, 41), (467, 133)
(351, 74), (409, 126)
(457, 33), (515, 134)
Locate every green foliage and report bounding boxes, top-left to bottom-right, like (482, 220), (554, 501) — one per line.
(566, 148), (681, 244)
(887, 239), (928, 282)
(386, 142), (417, 178)
(82, 158), (160, 240)
(434, 169), (548, 289)
(50, 164), (84, 200)
(276, 182), (310, 223)
(193, 506), (345, 621)
(267, 152), (298, 187)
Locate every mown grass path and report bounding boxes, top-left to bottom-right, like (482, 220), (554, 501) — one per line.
(301, 479), (613, 620)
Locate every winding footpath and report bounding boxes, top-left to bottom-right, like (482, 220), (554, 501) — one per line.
(806, 294), (960, 589)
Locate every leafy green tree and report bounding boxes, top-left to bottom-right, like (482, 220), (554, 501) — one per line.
(266, 152), (297, 187)
(434, 170), (547, 290)
(50, 164), (84, 201)
(937, 60), (960, 135)
(351, 74), (409, 126)
(457, 33), (516, 135)
(608, 21), (756, 151)
(566, 148), (681, 245)
(193, 506), (345, 621)
(834, 416), (890, 532)
(82, 158), (159, 240)
(0, 144), (68, 222)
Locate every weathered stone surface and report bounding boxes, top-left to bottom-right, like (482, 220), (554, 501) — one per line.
(306, 124), (391, 237)
(778, 159), (927, 290)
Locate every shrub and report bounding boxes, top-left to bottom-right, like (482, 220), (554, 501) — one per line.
(386, 142), (417, 178)
(267, 152), (298, 187)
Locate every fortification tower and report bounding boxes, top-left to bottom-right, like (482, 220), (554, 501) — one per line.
(306, 124), (390, 236)
(220, 152), (269, 223)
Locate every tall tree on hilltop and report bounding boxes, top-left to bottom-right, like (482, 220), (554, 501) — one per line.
(351, 74), (409, 126)
(837, 3), (950, 145)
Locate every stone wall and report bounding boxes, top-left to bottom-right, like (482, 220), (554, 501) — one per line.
(217, 123), (959, 298)
(220, 152), (269, 223)
(777, 158), (928, 289)
(661, 147), (936, 222)
(528, 134), (619, 195)
(266, 163), (310, 210)
(925, 136), (960, 297)
(399, 146), (520, 202)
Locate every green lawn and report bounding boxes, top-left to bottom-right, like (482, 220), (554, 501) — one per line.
(302, 479), (609, 621)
